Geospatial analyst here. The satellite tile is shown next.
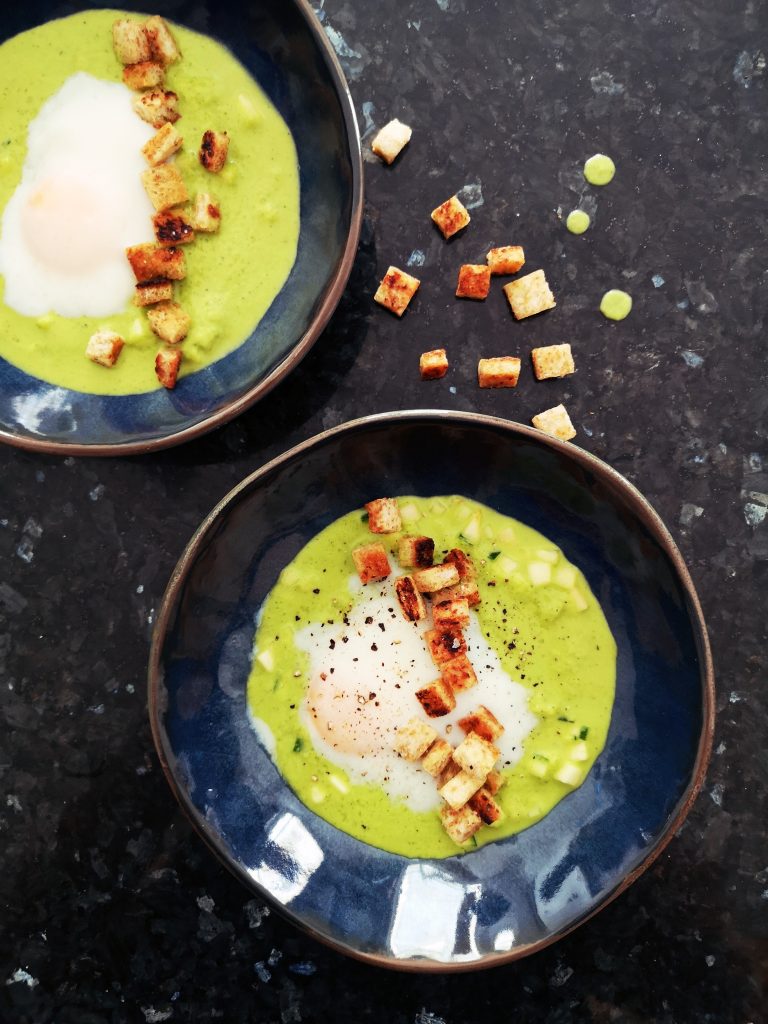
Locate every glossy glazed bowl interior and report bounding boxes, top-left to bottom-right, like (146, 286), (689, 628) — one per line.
(0, 0), (361, 454)
(149, 411), (714, 971)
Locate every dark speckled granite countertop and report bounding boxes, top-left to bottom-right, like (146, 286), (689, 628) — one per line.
(1, 0), (766, 1020)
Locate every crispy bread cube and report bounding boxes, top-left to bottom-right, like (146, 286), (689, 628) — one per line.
(433, 579), (481, 608)
(352, 543), (391, 584)
(419, 348), (449, 380)
(154, 210), (195, 246)
(192, 193), (221, 232)
(444, 548), (476, 581)
(440, 653), (477, 693)
(478, 356), (521, 389)
(134, 278), (173, 307)
(371, 118), (412, 164)
(133, 89), (180, 128)
(113, 19), (151, 64)
(531, 343), (575, 381)
(456, 264), (491, 300)
(86, 330), (124, 368)
(439, 760), (462, 788)
(199, 130), (229, 173)
(374, 266), (420, 317)
(146, 301), (191, 345)
(142, 165), (189, 211)
(413, 563), (460, 593)
(431, 195), (470, 239)
(394, 717), (438, 760)
(422, 739), (453, 777)
(397, 535), (434, 569)
(126, 243), (186, 283)
(469, 787), (502, 825)
(531, 404), (577, 442)
(458, 705), (504, 742)
(487, 245), (525, 275)
(433, 597), (470, 629)
(485, 770), (503, 796)
(440, 803), (483, 844)
(155, 347), (182, 389)
(142, 122), (183, 167)
(395, 575), (427, 622)
(415, 678), (456, 718)
(424, 627), (466, 665)
(503, 269), (556, 320)
(145, 15), (181, 65)
(123, 61), (164, 91)
(365, 497), (402, 534)
(439, 769), (484, 811)
(453, 732), (499, 780)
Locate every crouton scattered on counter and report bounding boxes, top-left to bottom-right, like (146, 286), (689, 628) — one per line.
(123, 60), (164, 91)
(394, 718), (438, 760)
(199, 130), (229, 173)
(192, 193), (222, 232)
(416, 677), (457, 718)
(431, 195), (470, 239)
(531, 343), (575, 380)
(371, 118), (412, 164)
(142, 164), (189, 211)
(155, 347), (182, 389)
(478, 356), (521, 388)
(142, 122), (183, 166)
(365, 497), (402, 534)
(133, 88), (180, 128)
(503, 268), (556, 320)
(145, 15), (181, 65)
(419, 348), (449, 380)
(456, 264), (491, 300)
(146, 301), (191, 344)
(113, 19), (151, 64)
(352, 543), (392, 584)
(395, 575), (427, 622)
(86, 330), (124, 368)
(153, 210), (195, 246)
(134, 278), (174, 307)
(531, 404), (577, 441)
(126, 243), (186, 282)
(374, 266), (420, 316)
(487, 245), (525, 275)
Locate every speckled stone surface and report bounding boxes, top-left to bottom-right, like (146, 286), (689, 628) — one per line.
(1, 0), (766, 1020)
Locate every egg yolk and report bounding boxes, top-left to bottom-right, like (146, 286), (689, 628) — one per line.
(306, 672), (408, 757)
(21, 177), (113, 273)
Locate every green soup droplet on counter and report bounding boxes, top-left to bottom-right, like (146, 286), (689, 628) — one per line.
(600, 289), (632, 320)
(566, 210), (591, 234)
(584, 153), (615, 186)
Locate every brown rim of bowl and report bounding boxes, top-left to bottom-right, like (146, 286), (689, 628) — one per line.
(147, 409), (716, 973)
(0, 0), (364, 458)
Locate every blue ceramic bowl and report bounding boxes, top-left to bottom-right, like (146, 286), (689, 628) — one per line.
(0, 0), (362, 455)
(148, 411), (714, 970)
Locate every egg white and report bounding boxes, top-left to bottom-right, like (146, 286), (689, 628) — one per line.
(0, 72), (155, 318)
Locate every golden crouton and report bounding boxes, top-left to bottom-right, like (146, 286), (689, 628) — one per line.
(419, 348), (449, 380)
(469, 787), (502, 825)
(112, 19), (151, 64)
(440, 803), (483, 844)
(456, 264), (491, 300)
(439, 769), (484, 811)
(531, 343), (575, 381)
(142, 165), (189, 212)
(439, 760), (462, 788)
(503, 269), (556, 320)
(443, 548), (476, 581)
(453, 732), (499, 780)
(433, 579), (481, 608)
(394, 717), (438, 760)
(485, 770), (503, 796)
(416, 678), (456, 718)
(133, 89), (180, 129)
(440, 653), (477, 692)
(424, 627), (466, 665)
(478, 356), (521, 389)
(374, 266), (420, 317)
(365, 497), (402, 534)
(199, 130), (229, 173)
(371, 118), (412, 164)
(413, 563), (460, 593)
(422, 739), (453, 777)
(487, 245), (525, 275)
(142, 122), (183, 167)
(433, 597), (470, 629)
(394, 576), (427, 622)
(431, 195), (470, 239)
(352, 543), (391, 584)
(145, 15), (181, 65)
(146, 301), (191, 345)
(531, 404), (577, 442)
(126, 243), (186, 283)
(155, 347), (182, 389)
(192, 193), (222, 233)
(397, 535), (434, 569)
(123, 60), (164, 91)
(154, 210), (195, 246)
(458, 706), (504, 743)
(86, 330), (124, 368)
(134, 278), (173, 307)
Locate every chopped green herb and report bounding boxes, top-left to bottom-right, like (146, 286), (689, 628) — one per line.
(293, 737), (303, 753)
(579, 726), (589, 740)
(558, 716), (574, 723)
(488, 551), (501, 560)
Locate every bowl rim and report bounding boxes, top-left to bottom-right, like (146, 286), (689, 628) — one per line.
(0, 0), (364, 457)
(147, 409), (716, 972)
